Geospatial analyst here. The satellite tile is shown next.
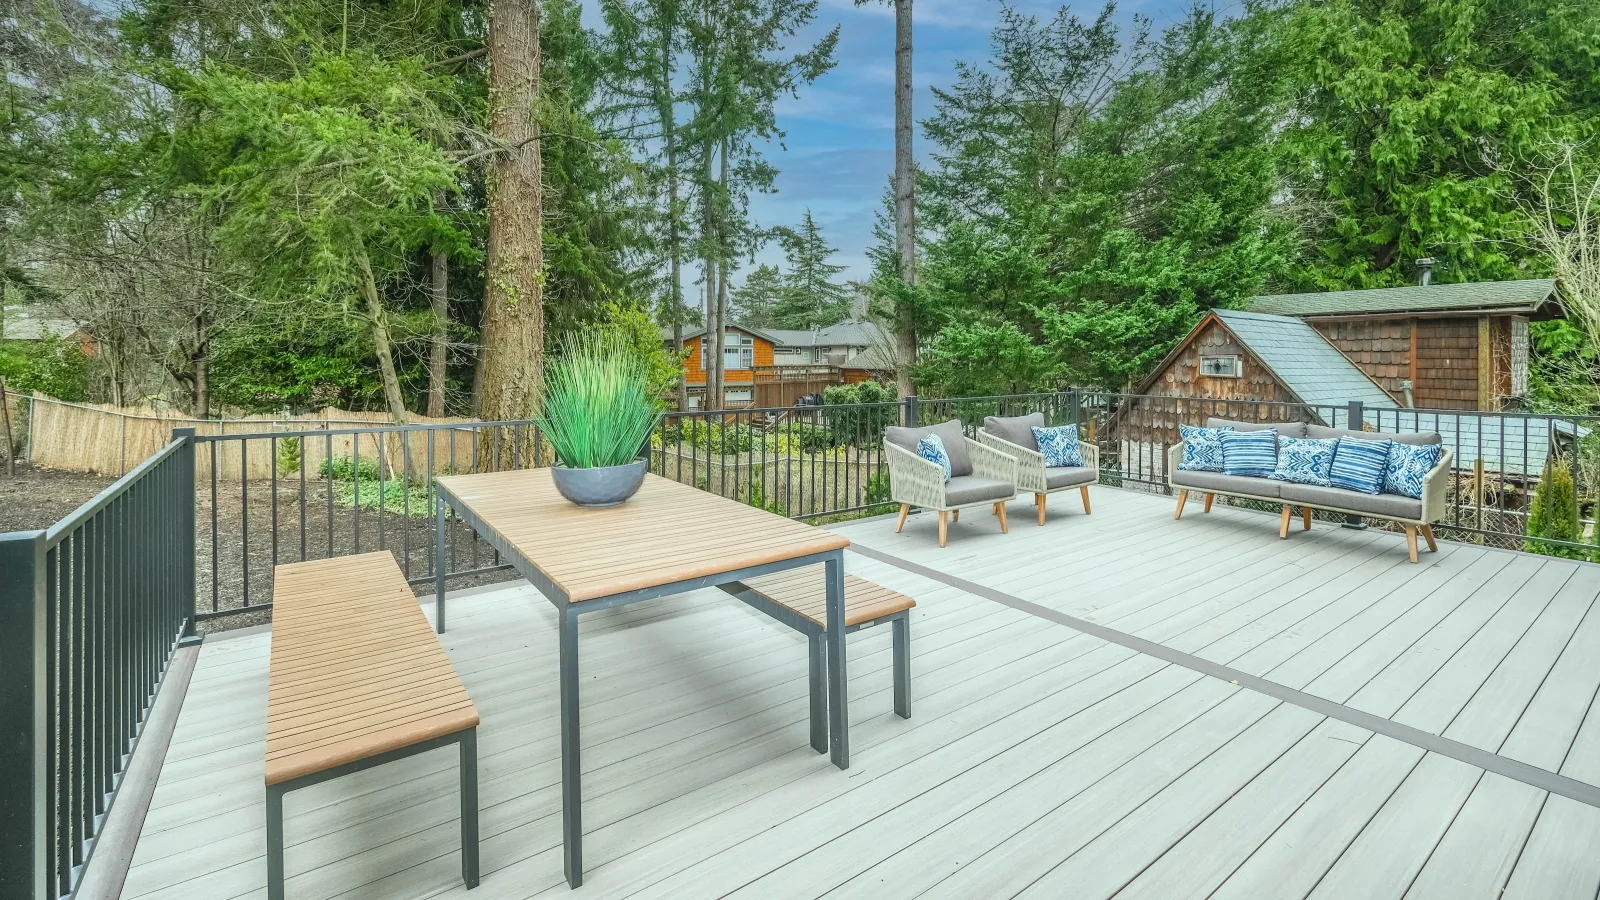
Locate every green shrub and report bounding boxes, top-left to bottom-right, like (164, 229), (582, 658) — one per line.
(318, 455), (381, 482)
(823, 380), (899, 445)
(1527, 457), (1587, 560)
(276, 437), (303, 475)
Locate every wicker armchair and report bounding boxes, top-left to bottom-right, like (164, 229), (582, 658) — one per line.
(883, 419), (1018, 547)
(978, 413), (1098, 525)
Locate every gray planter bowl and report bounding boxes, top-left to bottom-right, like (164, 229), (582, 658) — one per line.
(550, 459), (648, 507)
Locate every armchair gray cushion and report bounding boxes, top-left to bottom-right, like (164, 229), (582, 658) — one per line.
(1170, 469), (1282, 498)
(1208, 418), (1308, 439)
(943, 475), (1015, 506)
(1306, 425), (1441, 446)
(1044, 466), (1096, 489)
(1279, 483), (1423, 520)
(983, 413), (1045, 452)
(886, 419), (973, 477)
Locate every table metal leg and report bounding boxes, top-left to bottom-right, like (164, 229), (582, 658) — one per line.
(266, 786), (286, 900)
(559, 604), (583, 887)
(825, 553), (849, 769)
(460, 728), (480, 888)
(435, 495), (447, 633)
(892, 615), (911, 719)
(808, 633), (827, 753)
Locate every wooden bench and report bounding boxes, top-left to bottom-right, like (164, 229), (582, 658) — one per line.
(719, 567), (915, 753)
(266, 553), (480, 900)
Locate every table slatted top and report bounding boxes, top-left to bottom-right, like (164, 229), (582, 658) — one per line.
(434, 470), (850, 603)
(266, 552), (478, 786)
(742, 566), (915, 629)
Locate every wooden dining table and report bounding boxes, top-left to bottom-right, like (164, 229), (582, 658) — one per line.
(432, 469), (852, 889)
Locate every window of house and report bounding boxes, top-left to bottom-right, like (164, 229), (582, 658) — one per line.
(1200, 355), (1242, 378)
(701, 333), (755, 370)
(724, 388), (752, 405)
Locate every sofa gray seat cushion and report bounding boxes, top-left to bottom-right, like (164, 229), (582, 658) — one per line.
(885, 419), (973, 476)
(1306, 425), (1441, 446)
(1207, 418), (1308, 439)
(983, 412), (1045, 452)
(1044, 466), (1096, 489)
(1171, 469), (1281, 498)
(943, 475), (1014, 506)
(1278, 484), (1423, 520)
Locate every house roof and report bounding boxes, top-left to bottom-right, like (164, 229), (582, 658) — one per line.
(1212, 309), (1399, 411)
(663, 321), (887, 349)
(1250, 279), (1559, 318)
(840, 345), (896, 371)
(2, 308), (82, 341)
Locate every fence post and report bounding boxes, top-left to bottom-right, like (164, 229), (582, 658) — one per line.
(1343, 400), (1367, 529)
(0, 529), (47, 900)
(173, 428), (202, 645)
(903, 394), (919, 428)
(0, 376), (14, 476)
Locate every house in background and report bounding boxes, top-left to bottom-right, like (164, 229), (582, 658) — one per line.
(0, 305), (99, 356)
(665, 320), (891, 408)
(1250, 272), (1563, 411)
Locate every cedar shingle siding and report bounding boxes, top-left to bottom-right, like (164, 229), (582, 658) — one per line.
(1413, 318), (1479, 409)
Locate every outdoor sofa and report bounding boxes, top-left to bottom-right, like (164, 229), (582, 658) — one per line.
(1167, 417), (1453, 562)
(978, 412), (1098, 524)
(884, 419), (1018, 547)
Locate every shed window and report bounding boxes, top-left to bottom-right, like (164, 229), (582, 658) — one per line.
(1200, 355), (1241, 378)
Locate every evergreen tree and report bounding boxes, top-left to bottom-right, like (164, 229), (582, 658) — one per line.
(1527, 457), (1586, 560)
(771, 211), (852, 329)
(729, 264), (785, 328)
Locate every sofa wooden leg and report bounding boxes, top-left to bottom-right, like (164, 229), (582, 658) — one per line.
(895, 504), (909, 533)
(1079, 485), (1091, 515)
(1279, 505), (1292, 539)
(938, 511), (948, 548)
(1302, 507), (1312, 531)
(1421, 524), (1438, 553)
(1036, 493), (1046, 526)
(994, 502), (1009, 533)
(1203, 493), (1214, 513)
(1404, 525), (1419, 563)
(1174, 490), (1189, 520)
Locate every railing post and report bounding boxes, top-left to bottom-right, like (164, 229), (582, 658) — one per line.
(172, 428), (202, 645)
(1343, 400), (1367, 529)
(903, 394), (919, 429)
(0, 529), (48, 900)
(1068, 389), (1082, 429)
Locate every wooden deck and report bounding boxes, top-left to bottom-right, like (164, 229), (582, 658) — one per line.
(122, 487), (1600, 899)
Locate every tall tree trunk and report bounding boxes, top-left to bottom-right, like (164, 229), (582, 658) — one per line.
(703, 137), (723, 411)
(662, 33), (688, 412)
(427, 240), (450, 418)
(357, 246), (410, 423)
(892, 0), (917, 399)
(716, 135), (731, 402)
(479, 0), (544, 446)
(193, 353), (209, 420)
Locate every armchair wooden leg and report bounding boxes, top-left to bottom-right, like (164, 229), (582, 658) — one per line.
(1302, 507), (1312, 531)
(952, 509), (959, 523)
(994, 502), (1009, 533)
(895, 503), (910, 533)
(1278, 505), (1292, 539)
(1404, 525), (1419, 563)
(1203, 493), (1214, 513)
(1079, 485), (1091, 515)
(938, 511), (948, 548)
(1174, 490), (1189, 520)
(1421, 524), (1438, 553)
(1036, 493), (1046, 526)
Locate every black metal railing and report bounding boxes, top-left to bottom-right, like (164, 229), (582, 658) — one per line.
(0, 429), (197, 900)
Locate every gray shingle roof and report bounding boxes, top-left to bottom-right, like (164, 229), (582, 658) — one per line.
(661, 321), (886, 349)
(1214, 309), (1398, 411)
(1, 308), (81, 341)
(1359, 409), (1586, 475)
(1250, 279), (1558, 318)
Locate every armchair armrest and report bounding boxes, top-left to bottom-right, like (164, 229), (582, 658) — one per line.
(977, 431), (1045, 492)
(1078, 440), (1100, 471)
(884, 441), (949, 510)
(1167, 441), (1185, 484)
(966, 438), (1018, 484)
(1421, 447), (1453, 524)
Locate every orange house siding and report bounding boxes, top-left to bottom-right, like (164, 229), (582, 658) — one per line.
(681, 332), (774, 386)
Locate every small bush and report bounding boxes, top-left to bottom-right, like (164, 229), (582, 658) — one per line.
(823, 381), (899, 445)
(276, 437), (302, 476)
(319, 455), (381, 482)
(1527, 457), (1587, 560)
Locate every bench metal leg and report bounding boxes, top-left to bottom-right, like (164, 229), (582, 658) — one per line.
(559, 605), (584, 887)
(825, 553), (849, 769)
(435, 495), (447, 633)
(892, 615), (911, 719)
(460, 728), (480, 888)
(808, 633), (828, 753)
(266, 786), (286, 900)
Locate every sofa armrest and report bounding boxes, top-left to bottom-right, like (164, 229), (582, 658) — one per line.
(1421, 447), (1453, 524)
(1167, 441), (1185, 484)
(966, 437), (1019, 484)
(977, 431), (1045, 492)
(884, 441), (949, 510)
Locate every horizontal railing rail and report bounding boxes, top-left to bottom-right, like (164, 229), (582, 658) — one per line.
(0, 429), (197, 900)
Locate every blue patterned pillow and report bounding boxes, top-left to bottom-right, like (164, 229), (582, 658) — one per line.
(1220, 428), (1279, 478)
(1032, 425), (1085, 467)
(1178, 424), (1232, 472)
(917, 433), (952, 482)
(1383, 442), (1443, 499)
(1329, 436), (1393, 494)
(1270, 437), (1337, 486)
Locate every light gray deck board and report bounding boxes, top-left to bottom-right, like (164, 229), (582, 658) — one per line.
(118, 487), (1600, 900)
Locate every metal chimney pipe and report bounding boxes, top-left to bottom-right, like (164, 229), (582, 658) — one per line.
(1416, 257), (1436, 286)
(1401, 379), (1415, 408)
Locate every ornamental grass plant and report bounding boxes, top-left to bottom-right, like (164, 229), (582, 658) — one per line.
(536, 332), (663, 469)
